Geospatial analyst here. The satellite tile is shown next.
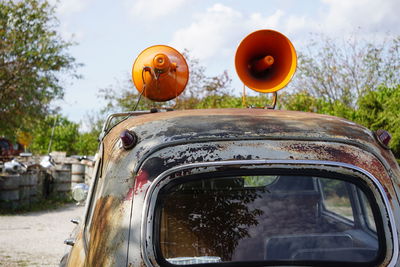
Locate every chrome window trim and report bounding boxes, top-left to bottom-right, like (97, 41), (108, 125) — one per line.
(140, 160), (398, 267)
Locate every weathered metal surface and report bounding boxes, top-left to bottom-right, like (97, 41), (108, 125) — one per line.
(66, 231), (85, 267)
(102, 109), (400, 175)
(86, 195), (124, 266)
(131, 139), (398, 218)
(129, 139), (399, 266)
(138, 160), (398, 267)
(66, 108), (400, 267)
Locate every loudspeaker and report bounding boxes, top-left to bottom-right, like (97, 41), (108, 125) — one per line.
(235, 30), (297, 93)
(132, 45), (189, 102)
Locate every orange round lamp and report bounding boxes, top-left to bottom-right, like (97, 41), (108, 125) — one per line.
(132, 45), (189, 102)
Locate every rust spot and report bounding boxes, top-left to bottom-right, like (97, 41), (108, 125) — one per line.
(101, 109), (399, 184)
(87, 195), (123, 266)
(385, 187), (392, 201)
(134, 170), (149, 195)
(283, 142), (392, 187)
(67, 231), (85, 267)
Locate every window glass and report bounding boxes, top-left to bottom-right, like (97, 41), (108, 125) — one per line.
(320, 178), (354, 221)
(243, 175), (277, 187)
(359, 190), (377, 232)
(156, 174), (382, 265)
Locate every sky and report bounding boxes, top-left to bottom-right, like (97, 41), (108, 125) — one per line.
(50, 0), (400, 127)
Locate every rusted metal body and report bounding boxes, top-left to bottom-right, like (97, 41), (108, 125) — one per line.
(64, 108), (400, 267)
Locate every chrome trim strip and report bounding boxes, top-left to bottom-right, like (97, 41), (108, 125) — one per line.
(140, 160), (398, 267)
(100, 110), (152, 140)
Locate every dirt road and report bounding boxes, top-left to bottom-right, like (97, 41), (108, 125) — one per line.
(0, 204), (85, 266)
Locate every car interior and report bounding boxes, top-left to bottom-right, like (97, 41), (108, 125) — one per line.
(157, 173), (382, 265)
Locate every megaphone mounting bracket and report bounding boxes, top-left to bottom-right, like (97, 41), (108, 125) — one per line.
(242, 85), (278, 110)
(267, 91), (278, 110)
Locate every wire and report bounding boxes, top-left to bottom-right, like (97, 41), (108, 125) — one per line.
(133, 67), (150, 111)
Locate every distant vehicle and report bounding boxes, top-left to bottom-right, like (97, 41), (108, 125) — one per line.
(0, 137), (23, 160)
(61, 30), (400, 267)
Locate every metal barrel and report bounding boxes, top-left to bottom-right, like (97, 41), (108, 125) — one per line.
(0, 174), (20, 209)
(71, 163), (85, 189)
(36, 170), (48, 199)
(18, 173), (30, 206)
(28, 171), (38, 202)
(53, 164), (71, 196)
(85, 164), (94, 184)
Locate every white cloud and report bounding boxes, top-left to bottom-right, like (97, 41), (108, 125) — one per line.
(49, 0), (93, 16)
(170, 4), (294, 61)
(128, 0), (188, 18)
(321, 0), (399, 34)
(170, 0), (400, 63)
(248, 9), (284, 29)
(170, 4), (245, 60)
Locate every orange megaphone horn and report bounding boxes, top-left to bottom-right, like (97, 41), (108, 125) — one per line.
(132, 45), (189, 102)
(235, 30), (297, 93)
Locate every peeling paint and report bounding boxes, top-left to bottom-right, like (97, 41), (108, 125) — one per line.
(134, 170), (149, 195)
(66, 108), (400, 266)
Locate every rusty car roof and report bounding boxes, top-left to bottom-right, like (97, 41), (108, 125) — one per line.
(103, 108), (399, 173)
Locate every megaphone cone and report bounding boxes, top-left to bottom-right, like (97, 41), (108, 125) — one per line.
(235, 30), (297, 93)
(132, 45), (189, 102)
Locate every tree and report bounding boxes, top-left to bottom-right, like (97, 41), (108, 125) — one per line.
(74, 132), (99, 156)
(279, 90), (356, 120)
(0, 0), (80, 137)
(280, 33), (400, 161)
(99, 50), (233, 112)
(29, 115), (80, 155)
(28, 114), (99, 155)
(292, 34), (400, 108)
(355, 85), (400, 158)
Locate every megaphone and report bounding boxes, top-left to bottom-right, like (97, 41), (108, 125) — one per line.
(235, 30), (297, 93)
(132, 45), (189, 102)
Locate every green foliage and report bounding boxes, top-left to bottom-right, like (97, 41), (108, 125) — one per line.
(196, 94), (241, 109)
(355, 85), (400, 158)
(29, 115), (79, 155)
(29, 115), (98, 155)
(73, 132), (99, 156)
(279, 90), (320, 112)
(293, 33), (400, 108)
(96, 43), (400, 162)
(243, 176), (277, 187)
(279, 90), (356, 120)
(99, 50), (234, 113)
(279, 85), (400, 159)
(0, 0), (80, 137)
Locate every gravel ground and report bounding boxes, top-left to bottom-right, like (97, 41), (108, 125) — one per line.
(0, 204), (85, 267)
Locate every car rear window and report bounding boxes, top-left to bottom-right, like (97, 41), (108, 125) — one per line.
(154, 174), (385, 266)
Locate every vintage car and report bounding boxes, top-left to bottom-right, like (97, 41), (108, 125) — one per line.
(62, 30), (400, 266)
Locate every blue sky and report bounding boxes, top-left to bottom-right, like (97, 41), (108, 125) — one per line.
(51, 0), (399, 127)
